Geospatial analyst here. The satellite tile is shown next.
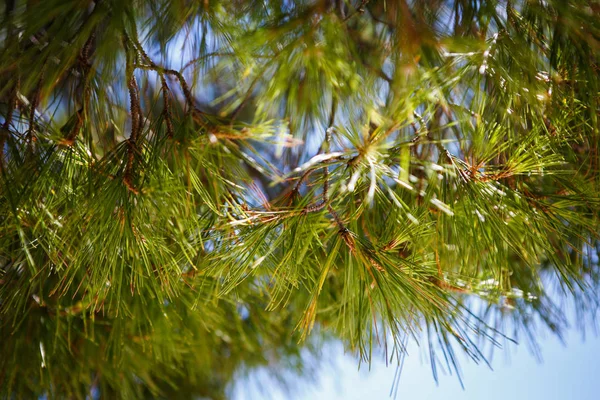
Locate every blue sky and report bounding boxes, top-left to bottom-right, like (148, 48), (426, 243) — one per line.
(235, 322), (600, 400)
(298, 330), (600, 400)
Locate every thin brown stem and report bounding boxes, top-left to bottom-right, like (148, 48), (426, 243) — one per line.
(0, 81), (18, 167)
(129, 37), (175, 137)
(27, 62), (47, 152)
(303, 97), (337, 214)
(343, 0), (369, 22)
(122, 34), (142, 194)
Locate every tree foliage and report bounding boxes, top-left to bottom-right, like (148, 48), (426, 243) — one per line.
(1, 0), (599, 398)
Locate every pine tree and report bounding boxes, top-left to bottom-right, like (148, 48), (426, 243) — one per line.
(1, 0), (599, 398)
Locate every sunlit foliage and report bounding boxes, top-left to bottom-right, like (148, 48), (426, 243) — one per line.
(1, 0), (599, 398)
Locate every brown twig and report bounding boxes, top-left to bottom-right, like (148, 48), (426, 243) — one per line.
(129, 37), (175, 137)
(136, 64), (200, 118)
(0, 80), (18, 168)
(26, 63), (46, 153)
(122, 34), (142, 194)
(303, 98), (337, 214)
(60, 31), (97, 147)
(342, 0), (369, 22)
